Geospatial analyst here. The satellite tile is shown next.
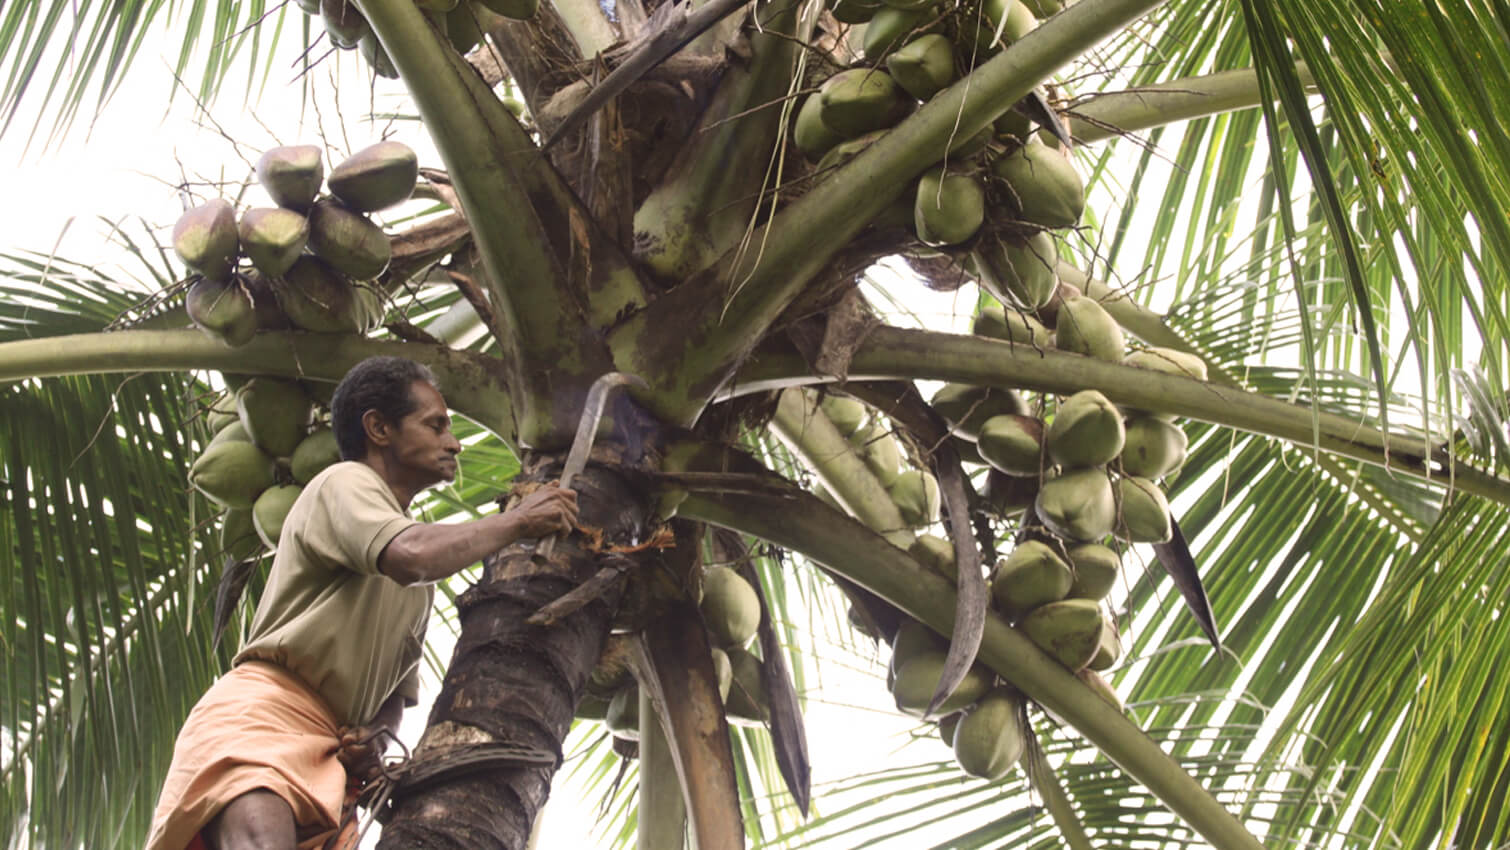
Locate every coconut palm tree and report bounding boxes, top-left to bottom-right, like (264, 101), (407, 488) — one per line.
(5, 0), (1510, 847)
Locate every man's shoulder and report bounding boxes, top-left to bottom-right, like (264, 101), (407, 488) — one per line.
(300, 461), (402, 514)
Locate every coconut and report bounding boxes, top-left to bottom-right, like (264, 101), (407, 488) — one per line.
(725, 648), (770, 725)
(1055, 295), (1125, 362)
(605, 684), (640, 738)
(930, 383), (1030, 441)
(208, 420), (253, 449)
(1086, 611), (1123, 671)
(914, 167), (985, 246)
(186, 275), (258, 348)
(189, 440), (276, 509)
(446, 1), (485, 53)
(1114, 476), (1172, 543)
(1035, 467), (1115, 542)
(814, 130), (886, 175)
(829, 0), (882, 24)
(938, 712), (962, 747)
(1017, 597), (1104, 671)
(253, 483), (303, 548)
(981, 468), (1037, 518)
(951, 686), (1024, 780)
(990, 540), (1072, 616)
(819, 394), (867, 437)
(851, 420), (903, 486)
(972, 303), (1051, 347)
(991, 139), (1085, 228)
(306, 199), (392, 280)
(236, 378), (312, 458)
(1078, 669), (1123, 711)
(275, 256), (369, 333)
(973, 231), (1057, 310)
(701, 566), (762, 649)
(1123, 347), (1208, 380)
(476, 0), (539, 20)
(238, 208), (309, 278)
(1046, 389), (1125, 468)
(173, 200), (240, 281)
(963, 0), (1036, 56)
(328, 141), (419, 213)
(889, 619), (948, 678)
(818, 69), (912, 138)
(794, 93), (845, 161)
(257, 146), (324, 211)
(206, 401), (241, 435)
(891, 651), (993, 717)
(1034, 279), (1081, 328)
(994, 107), (1032, 143)
(1066, 543), (1121, 600)
(359, 31), (399, 79)
(909, 534), (957, 583)
(889, 469), (940, 527)
(885, 33), (955, 99)
(321, 0), (369, 48)
(219, 507), (263, 564)
(290, 428), (341, 484)
(1120, 416), (1188, 478)
(862, 7), (934, 60)
(711, 647), (734, 703)
(976, 414), (1045, 477)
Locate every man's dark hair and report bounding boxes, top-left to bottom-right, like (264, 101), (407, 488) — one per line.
(330, 357), (440, 461)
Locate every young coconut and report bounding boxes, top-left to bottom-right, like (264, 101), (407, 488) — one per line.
(972, 303), (1051, 347)
(290, 428), (342, 484)
(1113, 476), (1172, 543)
(321, 0), (370, 48)
(963, 0), (1037, 56)
(219, 507), (263, 565)
(930, 383), (1030, 441)
(991, 139), (1085, 228)
(819, 393), (868, 437)
(1045, 389), (1125, 468)
(817, 68), (913, 138)
(862, 6), (936, 60)
(914, 167), (986, 246)
(982, 468), (1038, 518)
(327, 141), (420, 212)
(794, 93), (845, 161)
(889, 469), (940, 527)
(1119, 416), (1188, 478)
(1065, 542), (1121, 600)
(909, 534), (957, 583)
(851, 420), (903, 486)
(253, 483), (304, 548)
(885, 34), (956, 100)
(990, 540), (1073, 617)
(951, 686), (1025, 780)
(306, 199), (392, 280)
(973, 231), (1058, 310)
(236, 378), (313, 458)
(275, 256), (370, 334)
(1035, 467), (1116, 542)
(1017, 597), (1105, 671)
(186, 275), (258, 348)
(605, 684), (641, 740)
(238, 208), (310, 277)
(1123, 347), (1208, 420)
(1086, 611), (1123, 671)
(891, 651), (993, 717)
(189, 441), (276, 509)
(173, 200), (240, 281)
(725, 648), (771, 725)
(256, 145), (324, 211)
(700, 566), (762, 649)
(976, 413), (1045, 477)
(1054, 295), (1125, 362)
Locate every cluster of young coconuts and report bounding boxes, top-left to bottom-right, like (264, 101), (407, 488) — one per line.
(177, 138), (418, 559)
(291, 0), (535, 79)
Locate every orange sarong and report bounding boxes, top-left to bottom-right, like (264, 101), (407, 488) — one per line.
(147, 661), (361, 850)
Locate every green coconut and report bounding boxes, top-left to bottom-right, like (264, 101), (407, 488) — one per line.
(914, 167), (985, 246)
(186, 275), (258, 348)
(236, 378), (312, 458)
(889, 619), (947, 677)
(701, 566), (762, 649)
(173, 199), (240, 281)
(951, 686), (1024, 780)
(794, 93), (845, 161)
(1078, 669), (1123, 712)
(982, 468), (1038, 518)
(1035, 467), (1116, 542)
(991, 139), (1085, 228)
(929, 383), (1030, 441)
(219, 507), (263, 564)
(321, 0), (369, 48)
(963, 0), (1036, 56)
(446, 1), (485, 53)
(1113, 476), (1172, 543)
(990, 540), (1072, 616)
(908, 534), (957, 583)
(1086, 611), (1123, 671)
(605, 684), (640, 738)
(1046, 389), (1125, 468)
(891, 650), (993, 717)
(206, 401), (241, 434)
(208, 420), (253, 449)
(972, 303), (1051, 347)
(253, 483), (303, 548)
(814, 130), (886, 175)
(275, 256), (370, 334)
(1054, 295), (1124, 362)
(830, 0), (883, 24)
(938, 712), (962, 747)
(189, 440), (276, 509)
(994, 107), (1032, 143)
(851, 420), (903, 486)
(1066, 542), (1121, 600)
(256, 145), (324, 211)
(862, 6), (934, 60)
(889, 469), (940, 527)
(711, 647), (734, 703)
(973, 231), (1057, 310)
(885, 33), (955, 99)
(725, 648), (771, 726)
(359, 31), (399, 79)
(1017, 597), (1104, 671)
(819, 394), (867, 437)
(290, 428), (342, 484)
(1120, 416), (1188, 478)
(238, 208), (310, 277)
(328, 141), (419, 213)
(306, 199), (392, 280)
(818, 68), (912, 138)
(976, 414), (1045, 477)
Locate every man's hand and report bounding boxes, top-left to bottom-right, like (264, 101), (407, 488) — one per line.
(508, 484), (580, 539)
(337, 727), (387, 785)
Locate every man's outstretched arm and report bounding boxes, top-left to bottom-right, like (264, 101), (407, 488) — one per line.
(377, 485), (579, 586)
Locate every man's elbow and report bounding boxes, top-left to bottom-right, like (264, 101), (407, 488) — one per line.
(378, 536), (429, 586)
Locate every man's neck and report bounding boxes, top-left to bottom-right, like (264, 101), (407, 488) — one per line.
(359, 454), (418, 509)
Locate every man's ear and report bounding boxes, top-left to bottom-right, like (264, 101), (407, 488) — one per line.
(362, 409), (392, 448)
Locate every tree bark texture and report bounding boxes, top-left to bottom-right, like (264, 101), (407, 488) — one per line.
(378, 456), (650, 849)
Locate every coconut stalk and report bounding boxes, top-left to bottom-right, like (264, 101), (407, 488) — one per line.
(677, 482), (1266, 850)
(637, 691), (688, 850)
(610, 0), (1169, 422)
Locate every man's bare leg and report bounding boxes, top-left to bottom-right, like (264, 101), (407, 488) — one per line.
(205, 789), (298, 850)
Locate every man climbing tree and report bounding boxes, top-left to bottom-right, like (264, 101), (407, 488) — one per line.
(146, 356), (580, 850)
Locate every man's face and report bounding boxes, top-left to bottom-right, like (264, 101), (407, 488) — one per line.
(388, 380), (461, 486)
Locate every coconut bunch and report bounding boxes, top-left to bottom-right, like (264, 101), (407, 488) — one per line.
(281, 0), (535, 79)
(820, 394), (943, 529)
(177, 140), (419, 348)
(191, 377), (343, 555)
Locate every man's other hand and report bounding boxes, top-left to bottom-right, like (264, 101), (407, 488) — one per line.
(509, 484), (580, 539)
(337, 727), (386, 785)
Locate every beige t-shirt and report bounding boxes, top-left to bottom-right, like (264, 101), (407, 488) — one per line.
(235, 461), (432, 728)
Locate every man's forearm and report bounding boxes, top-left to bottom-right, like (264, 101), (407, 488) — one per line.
(378, 512), (529, 585)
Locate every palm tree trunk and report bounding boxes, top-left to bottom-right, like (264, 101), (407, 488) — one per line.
(378, 457), (650, 849)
